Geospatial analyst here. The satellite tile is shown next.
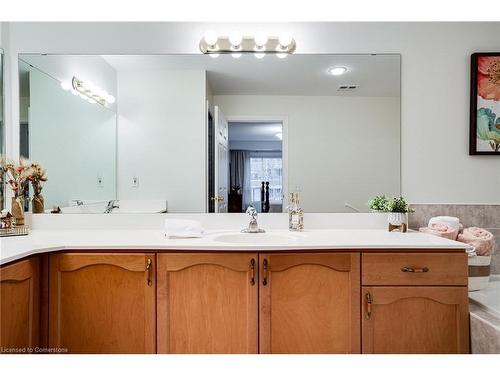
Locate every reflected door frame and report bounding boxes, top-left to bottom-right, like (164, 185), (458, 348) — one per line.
(225, 115), (289, 212)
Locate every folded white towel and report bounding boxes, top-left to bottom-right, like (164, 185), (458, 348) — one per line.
(429, 216), (460, 231)
(165, 219), (204, 238)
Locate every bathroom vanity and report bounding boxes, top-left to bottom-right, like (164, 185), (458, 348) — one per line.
(0, 217), (470, 354)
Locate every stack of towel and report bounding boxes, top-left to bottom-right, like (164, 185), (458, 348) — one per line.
(419, 216), (495, 256)
(458, 227), (495, 256)
(165, 219), (204, 238)
(419, 216), (460, 241)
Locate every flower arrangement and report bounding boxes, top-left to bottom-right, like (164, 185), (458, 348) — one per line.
(367, 195), (389, 212)
(29, 162), (48, 196)
(1, 158), (32, 198)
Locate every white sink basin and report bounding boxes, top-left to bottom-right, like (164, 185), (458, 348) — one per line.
(213, 233), (297, 245)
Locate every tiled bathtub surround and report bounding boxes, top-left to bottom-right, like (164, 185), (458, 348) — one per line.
(409, 204), (500, 274)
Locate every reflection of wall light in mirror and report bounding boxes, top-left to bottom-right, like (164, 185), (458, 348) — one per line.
(276, 53), (288, 59)
(275, 132), (283, 140)
(231, 53), (242, 59)
(328, 67), (348, 76)
(254, 52), (265, 59)
(209, 53), (220, 59)
(69, 76), (115, 106)
(60, 81), (72, 91)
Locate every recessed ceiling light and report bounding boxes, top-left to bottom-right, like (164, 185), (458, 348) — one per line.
(328, 67), (348, 76)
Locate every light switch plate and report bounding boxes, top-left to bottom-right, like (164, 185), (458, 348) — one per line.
(97, 176), (104, 188)
(132, 176), (139, 188)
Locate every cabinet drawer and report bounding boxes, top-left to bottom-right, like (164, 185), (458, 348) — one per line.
(362, 253), (467, 286)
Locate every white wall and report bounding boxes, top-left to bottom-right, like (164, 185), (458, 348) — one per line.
(3, 22), (500, 205)
(29, 66), (116, 208)
(117, 69), (207, 212)
(216, 95), (400, 212)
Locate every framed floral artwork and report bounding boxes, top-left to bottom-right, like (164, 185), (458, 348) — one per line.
(470, 53), (500, 155)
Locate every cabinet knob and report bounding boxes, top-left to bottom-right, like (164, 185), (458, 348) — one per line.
(262, 258), (268, 286)
(250, 258), (256, 285)
(401, 266), (429, 273)
(146, 258), (153, 286)
(365, 292), (373, 320)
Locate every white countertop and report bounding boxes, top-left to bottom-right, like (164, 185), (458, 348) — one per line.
(0, 228), (469, 265)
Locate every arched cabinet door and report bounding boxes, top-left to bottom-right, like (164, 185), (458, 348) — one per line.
(362, 287), (469, 354)
(49, 253), (156, 353)
(0, 257), (40, 351)
(259, 253), (360, 354)
(157, 253), (258, 353)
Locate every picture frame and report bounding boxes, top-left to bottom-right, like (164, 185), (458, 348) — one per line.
(470, 52), (500, 155)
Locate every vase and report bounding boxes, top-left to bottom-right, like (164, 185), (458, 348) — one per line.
(32, 194), (45, 214)
(388, 212), (408, 232)
(11, 197), (25, 227)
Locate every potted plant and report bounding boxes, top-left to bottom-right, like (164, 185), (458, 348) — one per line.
(386, 196), (414, 232)
(1, 158), (33, 226)
(29, 162), (48, 214)
(367, 195), (389, 212)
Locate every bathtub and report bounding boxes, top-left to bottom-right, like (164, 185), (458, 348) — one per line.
(469, 275), (500, 353)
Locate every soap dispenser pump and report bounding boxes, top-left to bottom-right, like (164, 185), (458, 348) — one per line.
(288, 192), (304, 231)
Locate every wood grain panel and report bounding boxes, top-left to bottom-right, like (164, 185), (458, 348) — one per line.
(49, 253), (155, 353)
(157, 253), (258, 353)
(259, 253), (360, 354)
(0, 257), (40, 352)
(363, 253), (468, 286)
(362, 286), (469, 353)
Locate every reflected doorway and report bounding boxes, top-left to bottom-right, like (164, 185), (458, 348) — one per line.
(227, 119), (286, 213)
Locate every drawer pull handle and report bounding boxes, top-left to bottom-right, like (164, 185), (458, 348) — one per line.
(262, 258), (268, 286)
(365, 292), (372, 320)
(250, 258), (256, 285)
(146, 258), (153, 286)
(401, 266), (429, 273)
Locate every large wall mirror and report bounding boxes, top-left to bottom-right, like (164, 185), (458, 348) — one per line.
(18, 53), (400, 213)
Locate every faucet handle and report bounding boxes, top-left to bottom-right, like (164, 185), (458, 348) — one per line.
(246, 206), (257, 219)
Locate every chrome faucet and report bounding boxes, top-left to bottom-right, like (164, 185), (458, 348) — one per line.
(241, 206), (265, 233)
(104, 200), (119, 213)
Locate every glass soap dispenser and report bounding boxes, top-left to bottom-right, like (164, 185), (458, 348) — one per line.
(288, 192), (304, 231)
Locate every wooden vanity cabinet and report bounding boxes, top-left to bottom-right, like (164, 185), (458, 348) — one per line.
(361, 252), (469, 354)
(0, 257), (40, 352)
(49, 253), (156, 353)
(157, 253), (258, 353)
(259, 253), (360, 354)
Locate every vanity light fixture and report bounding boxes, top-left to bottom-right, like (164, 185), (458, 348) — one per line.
(61, 76), (115, 106)
(328, 66), (348, 76)
(199, 32), (296, 57)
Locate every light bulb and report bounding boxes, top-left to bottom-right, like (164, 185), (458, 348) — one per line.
(276, 53), (288, 59)
(231, 53), (242, 59)
(278, 33), (293, 48)
(254, 52), (265, 59)
(203, 30), (218, 47)
(328, 67), (348, 76)
(60, 81), (72, 91)
(254, 33), (268, 47)
(229, 31), (243, 48)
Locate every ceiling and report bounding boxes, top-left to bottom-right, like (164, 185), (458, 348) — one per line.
(229, 122), (283, 142)
(102, 54), (400, 97)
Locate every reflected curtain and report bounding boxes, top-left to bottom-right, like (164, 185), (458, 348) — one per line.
(230, 150), (251, 209)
